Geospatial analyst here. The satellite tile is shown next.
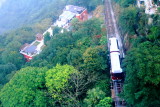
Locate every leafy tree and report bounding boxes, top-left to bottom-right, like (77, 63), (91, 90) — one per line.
(0, 67), (48, 107)
(94, 75), (111, 96)
(22, 17), (110, 106)
(122, 41), (160, 107)
(0, 2), (111, 107)
(65, 71), (99, 106)
(99, 29), (107, 45)
(83, 46), (108, 72)
(136, 12), (148, 36)
(118, 0), (135, 7)
(1, 41), (25, 69)
(32, 31), (74, 64)
(151, 14), (160, 27)
(83, 18), (102, 36)
(87, 0), (102, 12)
(71, 18), (82, 31)
(67, 48), (83, 67)
(52, 47), (71, 65)
(45, 65), (99, 106)
(84, 87), (106, 106)
(52, 26), (61, 36)
(147, 26), (160, 41)
(33, 18), (52, 33)
(119, 6), (138, 35)
(4, 27), (35, 45)
(26, 59), (52, 68)
(28, 18), (103, 67)
(44, 32), (51, 45)
(95, 97), (112, 107)
(75, 37), (92, 52)
(2, 50), (25, 69)
(0, 63), (17, 85)
(45, 64), (77, 106)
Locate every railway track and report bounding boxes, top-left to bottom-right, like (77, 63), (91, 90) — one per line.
(105, 0), (124, 58)
(104, 0), (126, 107)
(105, 0), (115, 38)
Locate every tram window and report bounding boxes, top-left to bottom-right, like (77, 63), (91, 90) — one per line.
(116, 40), (119, 49)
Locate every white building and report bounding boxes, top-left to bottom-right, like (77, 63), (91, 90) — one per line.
(54, 5), (88, 29)
(20, 33), (45, 61)
(137, 0), (158, 14)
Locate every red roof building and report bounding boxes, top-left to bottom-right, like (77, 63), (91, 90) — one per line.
(64, 5), (88, 21)
(54, 5), (88, 29)
(20, 33), (45, 61)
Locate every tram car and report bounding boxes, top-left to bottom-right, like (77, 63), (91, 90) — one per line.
(109, 37), (124, 81)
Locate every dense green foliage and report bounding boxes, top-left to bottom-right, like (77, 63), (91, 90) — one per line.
(0, 2), (111, 105)
(117, 0), (160, 37)
(1, 41), (25, 69)
(0, 0), (111, 106)
(96, 97), (112, 107)
(25, 18), (110, 106)
(84, 88), (112, 107)
(83, 46), (107, 72)
(0, 67), (48, 107)
(114, 0), (160, 106)
(119, 6), (138, 35)
(0, 0), (103, 87)
(0, 64), (110, 107)
(122, 41), (160, 107)
(0, 63), (17, 87)
(1, 0), (159, 106)
(28, 18), (108, 70)
(46, 65), (77, 104)
(0, 18), (52, 86)
(84, 87), (106, 106)
(113, 0), (135, 7)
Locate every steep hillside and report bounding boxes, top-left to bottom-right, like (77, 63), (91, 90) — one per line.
(0, 0), (112, 106)
(113, 0), (160, 106)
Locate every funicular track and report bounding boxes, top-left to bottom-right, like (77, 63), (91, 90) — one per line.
(104, 0), (126, 106)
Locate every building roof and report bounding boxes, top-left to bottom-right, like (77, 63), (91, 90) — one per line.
(36, 33), (43, 37)
(64, 5), (85, 14)
(23, 45), (37, 54)
(36, 33), (43, 41)
(109, 38), (119, 52)
(53, 5), (87, 28)
(110, 52), (122, 73)
(59, 11), (76, 21)
(55, 11), (76, 27)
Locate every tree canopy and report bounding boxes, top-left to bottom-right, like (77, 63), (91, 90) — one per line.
(0, 67), (48, 107)
(119, 6), (138, 35)
(122, 41), (160, 107)
(84, 87), (112, 107)
(83, 46), (108, 72)
(45, 64), (78, 106)
(0, 2), (110, 106)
